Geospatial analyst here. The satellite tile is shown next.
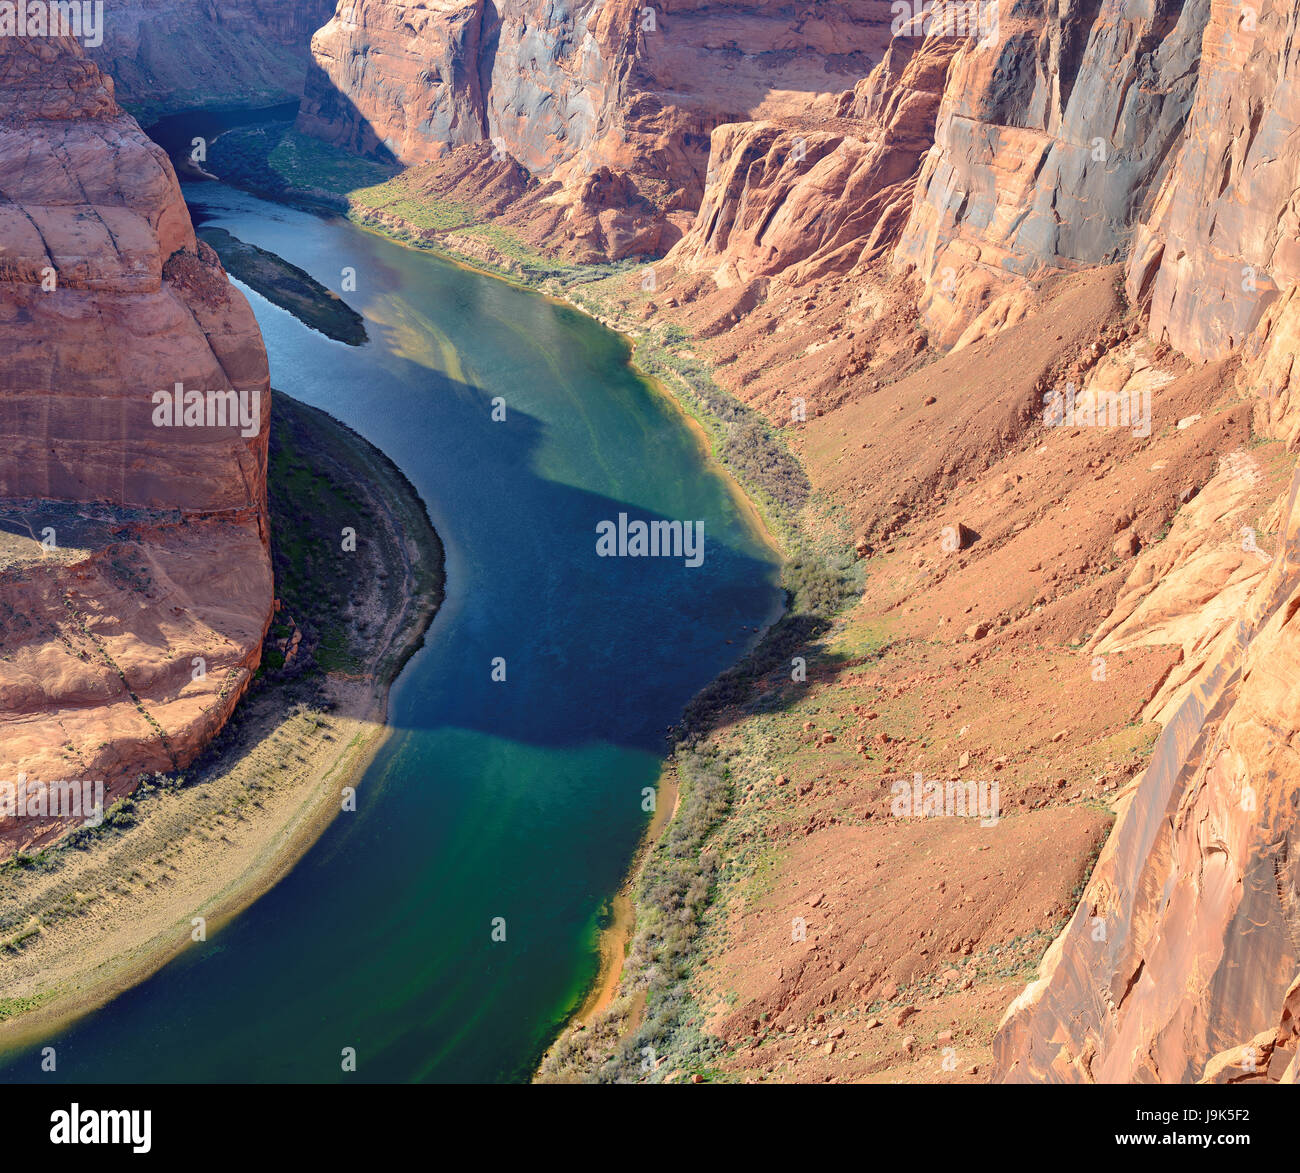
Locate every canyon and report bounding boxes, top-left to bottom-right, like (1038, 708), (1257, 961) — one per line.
(3, 0), (1300, 1086)
(322, 0), (1291, 1084)
(87, 0), (337, 121)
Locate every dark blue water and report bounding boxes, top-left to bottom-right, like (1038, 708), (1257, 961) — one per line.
(0, 182), (781, 1082)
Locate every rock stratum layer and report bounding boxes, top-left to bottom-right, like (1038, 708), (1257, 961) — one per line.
(0, 36), (273, 856)
(303, 0), (1300, 1082)
(297, 0), (894, 258)
(990, 0), (1300, 1084)
(87, 0), (337, 119)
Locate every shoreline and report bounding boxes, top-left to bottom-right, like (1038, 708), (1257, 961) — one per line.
(572, 770), (681, 1027)
(339, 186), (791, 564)
(309, 185), (817, 1077)
(0, 392), (445, 1054)
(178, 142), (811, 1078)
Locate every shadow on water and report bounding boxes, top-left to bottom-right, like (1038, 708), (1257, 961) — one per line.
(0, 179), (786, 1085)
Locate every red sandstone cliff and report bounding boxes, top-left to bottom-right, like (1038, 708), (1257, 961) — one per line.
(0, 36), (274, 855)
(87, 0), (337, 119)
(56, 0), (1300, 1083)
(297, 0), (894, 258)
(991, 0), (1300, 1084)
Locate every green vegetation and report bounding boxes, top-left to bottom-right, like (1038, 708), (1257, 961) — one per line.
(199, 227), (368, 345)
(208, 122), (399, 205)
(540, 299), (864, 1082)
(267, 409), (373, 674)
(268, 393), (444, 684)
(0, 991), (55, 1022)
(540, 746), (734, 1082)
(349, 173), (476, 232)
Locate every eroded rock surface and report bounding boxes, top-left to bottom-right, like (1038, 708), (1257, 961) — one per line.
(87, 0), (337, 119)
(298, 0), (893, 257)
(668, 35), (959, 292)
(0, 37), (273, 855)
(894, 0), (1211, 347)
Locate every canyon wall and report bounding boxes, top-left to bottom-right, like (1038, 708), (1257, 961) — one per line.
(87, 0), (337, 120)
(54, 0), (1300, 1081)
(531, 2), (1300, 1082)
(668, 35), (961, 288)
(893, 0), (1211, 347)
(991, 0), (1300, 1084)
(1126, 0), (1300, 365)
(297, 0), (893, 255)
(0, 36), (274, 854)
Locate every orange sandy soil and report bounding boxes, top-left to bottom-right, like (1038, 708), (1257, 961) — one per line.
(574, 257), (1289, 1082)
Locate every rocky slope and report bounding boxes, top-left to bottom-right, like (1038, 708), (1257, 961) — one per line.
(669, 35), (961, 288)
(0, 36), (273, 855)
(991, 0), (1300, 1084)
(297, 0), (893, 258)
(67, 0), (1300, 1082)
(528, 5), (1300, 1083)
(87, 0), (336, 120)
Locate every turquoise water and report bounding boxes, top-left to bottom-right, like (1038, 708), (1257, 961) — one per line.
(0, 182), (782, 1083)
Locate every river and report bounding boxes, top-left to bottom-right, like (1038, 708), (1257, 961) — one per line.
(0, 174), (782, 1082)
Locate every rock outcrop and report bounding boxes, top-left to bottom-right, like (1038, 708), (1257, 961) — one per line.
(995, 463), (1300, 1082)
(1126, 0), (1300, 364)
(668, 35), (960, 288)
(894, 0), (1211, 347)
(87, 0), (336, 120)
(0, 36), (273, 855)
(297, 0), (893, 257)
(978, 0), (1300, 1085)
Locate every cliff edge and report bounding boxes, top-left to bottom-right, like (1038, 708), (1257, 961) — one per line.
(0, 35), (274, 856)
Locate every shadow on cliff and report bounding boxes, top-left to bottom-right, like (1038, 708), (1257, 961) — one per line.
(296, 57), (402, 166)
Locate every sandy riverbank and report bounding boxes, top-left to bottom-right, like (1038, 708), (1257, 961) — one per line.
(181, 140), (806, 1079)
(0, 392), (444, 1052)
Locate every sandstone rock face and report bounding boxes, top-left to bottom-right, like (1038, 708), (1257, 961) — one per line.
(1088, 453), (1273, 726)
(0, 39), (269, 514)
(895, 0), (1210, 346)
(976, 3), (1300, 1084)
(298, 0), (892, 256)
(1126, 0), (1300, 364)
(995, 471), (1300, 1081)
(668, 36), (959, 288)
(298, 0), (493, 162)
(87, 0), (337, 119)
(0, 37), (273, 855)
